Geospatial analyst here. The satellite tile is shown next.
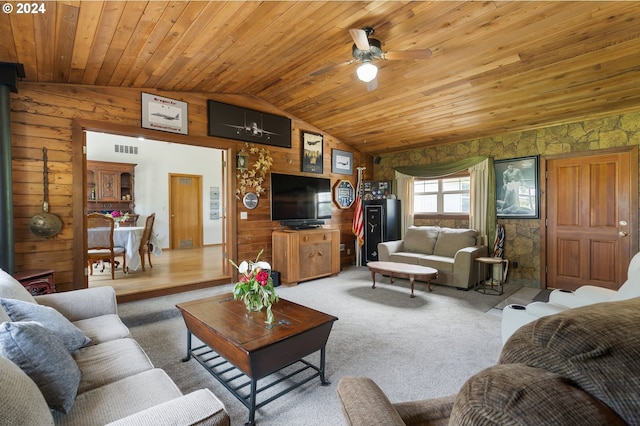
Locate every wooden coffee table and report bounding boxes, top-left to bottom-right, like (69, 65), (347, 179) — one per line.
(367, 261), (438, 298)
(176, 294), (338, 425)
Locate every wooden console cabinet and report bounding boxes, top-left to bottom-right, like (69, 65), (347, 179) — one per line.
(272, 228), (340, 285)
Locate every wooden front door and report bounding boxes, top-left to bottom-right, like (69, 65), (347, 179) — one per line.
(169, 174), (203, 249)
(545, 148), (638, 290)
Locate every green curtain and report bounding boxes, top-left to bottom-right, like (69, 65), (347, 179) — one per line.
(395, 156), (496, 248)
(395, 156), (488, 177)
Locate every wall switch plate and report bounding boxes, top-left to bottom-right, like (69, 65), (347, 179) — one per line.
(240, 212), (248, 220)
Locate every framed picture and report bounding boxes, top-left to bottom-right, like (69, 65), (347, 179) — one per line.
(207, 100), (291, 148)
(332, 149), (353, 175)
(141, 93), (188, 135)
(301, 131), (323, 174)
(495, 155), (539, 219)
(333, 179), (355, 209)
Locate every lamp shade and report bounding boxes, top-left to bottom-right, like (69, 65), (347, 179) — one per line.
(356, 62), (378, 82)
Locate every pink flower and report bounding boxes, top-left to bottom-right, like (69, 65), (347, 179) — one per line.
(256, 270), (269, 286)
(110, 210), (121, 218)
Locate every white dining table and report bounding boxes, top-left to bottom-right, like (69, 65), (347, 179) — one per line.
(88, 226), (161, 273)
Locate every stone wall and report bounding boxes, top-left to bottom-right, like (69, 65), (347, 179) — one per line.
(376, 110), (640, 285)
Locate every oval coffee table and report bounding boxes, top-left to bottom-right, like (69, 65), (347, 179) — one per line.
(367, 261), (438, 298)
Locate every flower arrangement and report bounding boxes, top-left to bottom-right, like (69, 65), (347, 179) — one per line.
(106, 210), (130, 224)
(229, 250), (279, 324)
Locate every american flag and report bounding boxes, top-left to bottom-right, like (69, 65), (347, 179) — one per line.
(352, 168), (364, 247)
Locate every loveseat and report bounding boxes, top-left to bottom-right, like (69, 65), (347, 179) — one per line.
(0, 268), (230, 426)
(377, 226), (487, 289)
(337, 297), (640, 425)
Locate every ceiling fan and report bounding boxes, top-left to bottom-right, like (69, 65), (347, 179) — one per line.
(348, 27), (433, 90)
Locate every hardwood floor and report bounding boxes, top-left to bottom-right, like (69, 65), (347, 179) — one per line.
(89, 245), (231, 303)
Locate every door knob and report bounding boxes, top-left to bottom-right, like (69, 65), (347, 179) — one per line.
(619, 231), (629, 237)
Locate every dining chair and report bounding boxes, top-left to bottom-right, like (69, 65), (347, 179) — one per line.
(139, 213), (156, 271)
(87, 213), (126, 279)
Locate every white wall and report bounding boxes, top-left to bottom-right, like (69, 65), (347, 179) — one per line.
(86, 132), (224, 248)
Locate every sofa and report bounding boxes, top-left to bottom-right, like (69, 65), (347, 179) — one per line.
(501, 251), (640, 344)
(337, 297), (640, 425)
(377, 226), (487, 289)
(0, 268), (230, 426)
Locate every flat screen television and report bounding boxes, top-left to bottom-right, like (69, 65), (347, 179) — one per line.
(270, 173), (332, 228)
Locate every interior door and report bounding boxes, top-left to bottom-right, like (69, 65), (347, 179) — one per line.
(169, 174), (203, 249)
(545, 148), (637, 290)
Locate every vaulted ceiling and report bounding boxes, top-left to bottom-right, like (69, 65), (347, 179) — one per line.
(3, 1), (640, 155)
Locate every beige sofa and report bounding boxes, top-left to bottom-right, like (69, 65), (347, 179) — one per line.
(0, 268), (230, 426)
(377, 226), (487, 289)
(337, 297), (640, 425)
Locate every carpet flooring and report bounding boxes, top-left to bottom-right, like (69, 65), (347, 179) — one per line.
(118, 266), (538, 426)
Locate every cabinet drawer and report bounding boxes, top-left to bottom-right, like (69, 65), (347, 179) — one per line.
(299, 232), (332, 245)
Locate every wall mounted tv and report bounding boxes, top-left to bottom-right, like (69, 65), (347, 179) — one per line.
(270, 173), (332, 229)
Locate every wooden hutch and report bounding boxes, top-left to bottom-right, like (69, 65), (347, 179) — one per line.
(87, 160), (139, 225)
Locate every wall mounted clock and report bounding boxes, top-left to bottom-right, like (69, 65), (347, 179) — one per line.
(243, 192), (258, 209)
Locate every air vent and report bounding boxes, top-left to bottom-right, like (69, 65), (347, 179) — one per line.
(114, 144), (139, 155)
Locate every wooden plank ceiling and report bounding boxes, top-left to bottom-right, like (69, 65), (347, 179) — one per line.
(2, 1), (640, 155)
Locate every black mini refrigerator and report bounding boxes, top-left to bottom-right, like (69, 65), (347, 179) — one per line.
(362, 199), (401, 264)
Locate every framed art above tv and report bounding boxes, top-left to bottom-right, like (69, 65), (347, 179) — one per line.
(207, 100), (291, 148)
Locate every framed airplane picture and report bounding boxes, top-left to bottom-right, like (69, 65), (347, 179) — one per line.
(332, 149), (353, 175)
(207, 100), (291, 148)
(301, 131), (323, 174)
(141, 93), (188, 135)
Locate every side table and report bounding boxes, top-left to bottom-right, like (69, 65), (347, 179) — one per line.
(475, 257), (508, 295)
(12, 269), (56, 295)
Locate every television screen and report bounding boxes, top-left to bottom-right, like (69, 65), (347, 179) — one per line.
(270, 173), (331, 224)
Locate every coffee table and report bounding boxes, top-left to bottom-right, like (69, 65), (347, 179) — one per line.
(176, 294), (338, 425)
(367, 261), (438, 298)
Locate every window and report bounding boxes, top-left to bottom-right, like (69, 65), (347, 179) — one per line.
(414, 174), (470, 215)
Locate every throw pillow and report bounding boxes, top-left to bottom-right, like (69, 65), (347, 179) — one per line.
(432, 228), (477, 258)
(404, 226), (440, 254)
(0, 298), (91, 351)
(0, 321), (81, 413)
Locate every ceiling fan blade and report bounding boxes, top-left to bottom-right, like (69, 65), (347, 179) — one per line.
(366, 77), (378, 92)
(349, 28), (370, 51)
(383, 49), (432, 61)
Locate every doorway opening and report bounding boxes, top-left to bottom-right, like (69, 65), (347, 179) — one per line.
(77, 126), (234, 301)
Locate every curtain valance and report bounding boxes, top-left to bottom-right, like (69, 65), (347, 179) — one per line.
(395, 156), (488, 177)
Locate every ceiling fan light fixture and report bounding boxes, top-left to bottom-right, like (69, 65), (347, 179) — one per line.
(356, 61), (378, 82)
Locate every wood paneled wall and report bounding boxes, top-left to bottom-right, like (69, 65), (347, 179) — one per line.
(9, 83), (369, 291)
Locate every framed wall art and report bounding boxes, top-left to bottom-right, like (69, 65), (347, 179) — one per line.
(332, 149), (353, 175)
(141, 93), (188, 135)
(333, 179), (355, 209)
(301, 131), (323, 174)
(495, 155), (539, 219)
(207, 100), (291, 148)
